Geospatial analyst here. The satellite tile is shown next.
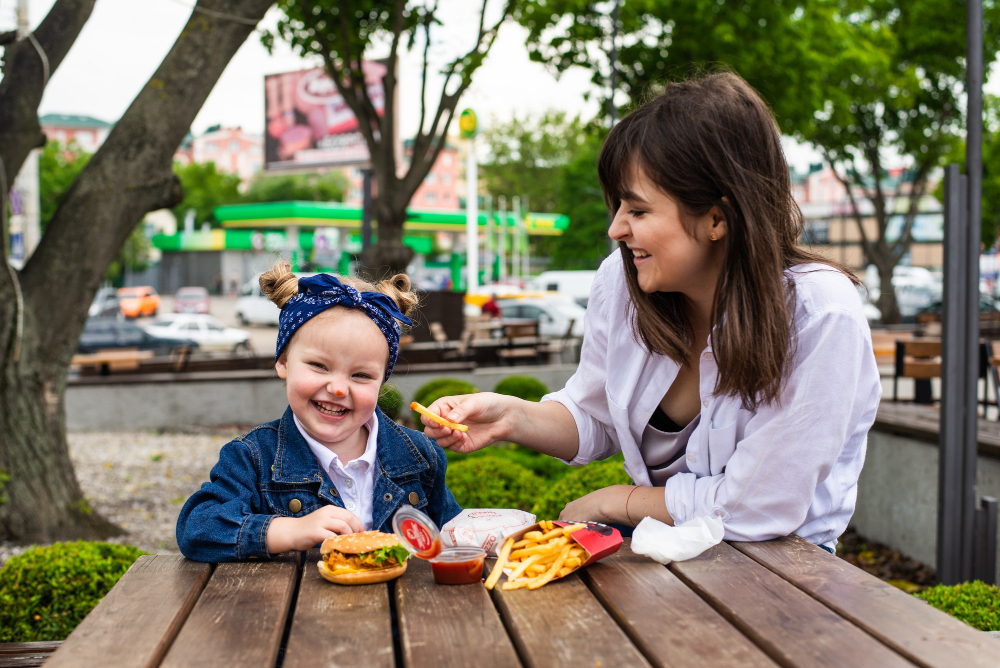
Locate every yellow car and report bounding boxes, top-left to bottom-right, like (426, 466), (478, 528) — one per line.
(117, 286), (160, 318)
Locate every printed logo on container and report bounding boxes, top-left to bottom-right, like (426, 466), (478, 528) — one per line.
(401, 519), (432, 551)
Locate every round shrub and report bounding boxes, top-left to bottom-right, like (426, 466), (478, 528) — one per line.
(0, 541), (147, 642)
(493, 376), (550, 403)
(531, 459), (633, 519)
(445, 444), (572, 482)
(411, 378), (479, 431)
(378, 384), (404, 420)
(446, 457), (544, 512)
(915, 581), (1000, 631)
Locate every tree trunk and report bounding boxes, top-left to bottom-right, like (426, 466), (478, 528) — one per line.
(869, 245), (902, 325)
(0, 0), (275, 544)
(360, 191), (415, 279)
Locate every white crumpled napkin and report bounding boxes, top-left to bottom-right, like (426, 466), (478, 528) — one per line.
(631, 515), (725, 564)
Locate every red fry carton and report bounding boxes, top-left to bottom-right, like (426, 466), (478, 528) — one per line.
(501, 521), (622, 580)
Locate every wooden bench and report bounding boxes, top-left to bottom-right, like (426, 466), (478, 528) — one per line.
(496, 322), (543, 365)
(70, 349), (154, 375)
(0, 642), (62, 668)
(42, 537), (1000, 668)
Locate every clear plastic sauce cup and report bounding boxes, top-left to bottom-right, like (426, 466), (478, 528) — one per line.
(429, 547), (487, 585)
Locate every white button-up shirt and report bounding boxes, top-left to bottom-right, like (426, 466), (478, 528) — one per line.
(294, 413), (379, 530)
(543, 251), (881, 547)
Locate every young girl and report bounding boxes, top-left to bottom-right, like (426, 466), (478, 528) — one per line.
(422, 72), (881, 552)
(177, 265), (461, 562)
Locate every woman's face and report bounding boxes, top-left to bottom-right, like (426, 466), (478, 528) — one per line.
(608, 166), (725, 296)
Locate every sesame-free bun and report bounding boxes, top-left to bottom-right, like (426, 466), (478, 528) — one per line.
(321, 530), (401, 555)
(317, 560), (407, 585)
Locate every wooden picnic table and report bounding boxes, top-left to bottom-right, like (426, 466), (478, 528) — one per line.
(43, 537), (1000, 668)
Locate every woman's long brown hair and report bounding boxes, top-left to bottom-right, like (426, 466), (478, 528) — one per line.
(598, 71), (857, 411)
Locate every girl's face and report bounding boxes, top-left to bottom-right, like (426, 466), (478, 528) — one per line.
(275, 309), (388, 452)
(608, 166), (726, 296)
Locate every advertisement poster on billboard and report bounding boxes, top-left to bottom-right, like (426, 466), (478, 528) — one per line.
(264, 62), (386, 170)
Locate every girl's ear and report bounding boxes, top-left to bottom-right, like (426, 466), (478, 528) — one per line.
(275, 353), (288, 379)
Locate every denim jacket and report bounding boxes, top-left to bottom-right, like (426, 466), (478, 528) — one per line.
(176, 406), (462, 562)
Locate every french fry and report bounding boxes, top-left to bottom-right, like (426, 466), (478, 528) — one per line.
(502, 578), (531, 590)
(528, 564), (547, 575)
(562, 523), (586, 535)
(528, 545), (571, 589)
(569, 547), (586, 558)
(557, 566), (573, 577)
(409, 401), (469, 432)
(538, 528), (564, 541)
(565, 557), (582, 568)
(523, 531), (545, 541)
(484, 536), (514, 590)
(508, 553), (542, 580)
(510, 537), (566, 561)
(512, 539), (536, 549)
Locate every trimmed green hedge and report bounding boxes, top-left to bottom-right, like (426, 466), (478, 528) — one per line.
(531, 458), (633, 519)
(446, 457), (544, 512)
(493, 376), (550, 403)
(411, 378), (479, 431)
(446, 443), (573, 482)
(915, 581), (1000, 631)
(378, 384), (404, 420)
(0, 541), (147, 642)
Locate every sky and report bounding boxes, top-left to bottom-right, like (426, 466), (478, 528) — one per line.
(4, 0), (998, 173)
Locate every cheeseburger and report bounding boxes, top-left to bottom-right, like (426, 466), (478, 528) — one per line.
(318, 531), (411, 585)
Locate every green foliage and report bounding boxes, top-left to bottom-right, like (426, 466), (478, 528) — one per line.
(446, 457), (544, 512)
(531, 458), (632, 519)
(915, 581), (1000, 632)
(446, 443), (573, 482)
(39, 141), (90, 231)
(493, 376), (550, 403)
(242, 172), (348, 205)
(104, 225), (152, 286)
(940, 95), (1000, 247)
(378, 384), (404, 420)
(0, 542), (147, 642)
(411, 378), (479, 430)
(171, 161), (242, 229)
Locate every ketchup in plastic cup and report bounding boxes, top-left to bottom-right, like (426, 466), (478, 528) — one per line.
(429, 547), (487, 585)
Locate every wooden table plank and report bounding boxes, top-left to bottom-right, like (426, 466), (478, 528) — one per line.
(670, 542), (915, 668)
(396, 558), (520, 668)
(44, 556), (210, 668)
(584, 542), (779, 668)
(491, 568), (651, 668)
(282, 550), (395, 668)
(159, 554), (299, 668)
(733, 537), (1000, 668)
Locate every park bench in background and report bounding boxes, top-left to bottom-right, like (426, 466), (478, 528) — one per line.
(0, 642), (62, 668)
(496, 321), (543, 365)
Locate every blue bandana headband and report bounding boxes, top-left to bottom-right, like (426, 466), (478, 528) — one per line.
(274, 273), (413, 382)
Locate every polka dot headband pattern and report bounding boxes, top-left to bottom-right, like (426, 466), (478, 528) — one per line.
(274, 273), (412, 382)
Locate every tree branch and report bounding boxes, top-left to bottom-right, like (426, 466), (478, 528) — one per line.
(19, 0), (274, 359)
(0, 0), (97, 187)
(823, 147), (875, 261)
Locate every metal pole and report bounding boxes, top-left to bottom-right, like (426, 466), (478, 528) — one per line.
(466, 138), (479, 292)
(939, 165), (970, 585)
(484, 195), (494, 285)
(521, 196), (530, 278)
(512, 196), (521, 282)
(498, 196), (507, 283)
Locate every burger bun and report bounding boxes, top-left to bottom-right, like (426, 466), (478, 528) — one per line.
(317, 560), (407, 585)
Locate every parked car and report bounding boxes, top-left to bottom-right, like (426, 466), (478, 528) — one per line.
(174, 286), (211, 314)
(117, 286), (160, 318)
(235, 273), (317, 326)
(497, 297), (587, 337)
(78, 317), (197, 355)
(88, 287), (119, 317)
(913, 296), (1000, 324)
(145, 314), (252, 352)
(526, 270), (599, 308)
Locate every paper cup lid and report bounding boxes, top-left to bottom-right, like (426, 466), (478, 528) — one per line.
(392, 506), (441, 559)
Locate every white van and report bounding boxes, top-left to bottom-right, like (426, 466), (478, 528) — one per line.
(235, 273), (317, 326)
(526, 270), (598, 308)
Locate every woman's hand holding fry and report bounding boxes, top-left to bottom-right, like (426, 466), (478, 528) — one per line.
(422, 392), (515, 453)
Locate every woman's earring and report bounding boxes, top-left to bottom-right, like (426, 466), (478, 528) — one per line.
(709, 232), (719, 241)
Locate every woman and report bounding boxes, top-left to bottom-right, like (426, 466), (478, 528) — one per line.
(424, 72), (880, 551)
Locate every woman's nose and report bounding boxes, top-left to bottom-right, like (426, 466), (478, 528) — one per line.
(608, 204), (629, 241)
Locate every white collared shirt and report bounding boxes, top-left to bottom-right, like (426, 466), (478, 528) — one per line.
(543, 251), (881, 548)
(294, 413), (379, 530)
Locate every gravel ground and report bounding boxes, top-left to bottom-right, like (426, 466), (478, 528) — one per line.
(0, 429), (244, 567)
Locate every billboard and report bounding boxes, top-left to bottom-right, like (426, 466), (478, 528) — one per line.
(264, 62), (386, 170)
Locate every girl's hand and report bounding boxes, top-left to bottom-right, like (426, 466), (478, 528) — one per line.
(267, 506), (365, 553)
(423, 392), (515, 454)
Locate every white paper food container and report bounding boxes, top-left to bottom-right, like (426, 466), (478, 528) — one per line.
(440, 509), (537, 556)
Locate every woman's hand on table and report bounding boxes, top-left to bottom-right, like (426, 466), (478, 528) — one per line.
(266, 506), (365, 553)
(423, 392), (515, 453)
(558, 485), (674, 527)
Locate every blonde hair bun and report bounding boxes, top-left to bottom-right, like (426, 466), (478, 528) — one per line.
(259, 262), (299, 308)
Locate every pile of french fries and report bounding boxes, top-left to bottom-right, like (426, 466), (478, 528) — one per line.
(485, 521), (587, 591)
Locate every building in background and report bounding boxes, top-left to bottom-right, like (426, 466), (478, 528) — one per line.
(191, 125), (264, 185)
(39, 114), (112, 153)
